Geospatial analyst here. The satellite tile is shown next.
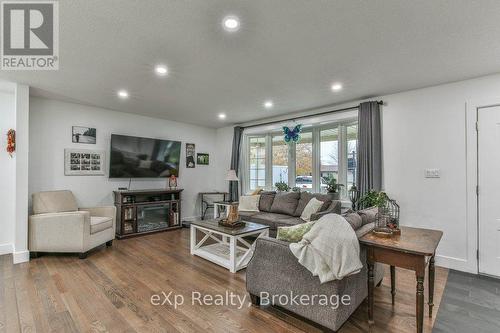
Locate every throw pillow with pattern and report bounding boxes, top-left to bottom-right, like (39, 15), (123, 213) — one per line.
(277, 221), (316, 243)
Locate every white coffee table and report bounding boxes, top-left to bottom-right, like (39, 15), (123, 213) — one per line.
(190, 220), (269, 273)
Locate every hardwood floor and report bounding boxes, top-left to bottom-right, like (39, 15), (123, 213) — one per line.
(0, 229), (447, 333)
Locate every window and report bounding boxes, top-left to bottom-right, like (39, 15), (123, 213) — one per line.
(272, 135), (288, 186)
(249, 137), (266, 190)
(295, 131), (313, 191)
(320, 127), (339, 193)
(243, 118), (358, 199)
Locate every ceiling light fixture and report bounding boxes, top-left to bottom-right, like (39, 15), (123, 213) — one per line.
(218, 113), (227, 120)
(154, 64), (168, 76)
(222, 16), (240, 32)
(264, 100), (274, 109)
(117, 90), (129, 99)
(331, 83), (343, 92)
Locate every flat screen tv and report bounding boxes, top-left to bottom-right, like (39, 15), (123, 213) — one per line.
(109, 134), (181, 178)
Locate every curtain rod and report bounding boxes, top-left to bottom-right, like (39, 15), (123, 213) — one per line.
(241, 100), (383, 129)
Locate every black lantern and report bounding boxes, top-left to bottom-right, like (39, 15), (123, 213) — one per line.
(348, 185), (360, 211)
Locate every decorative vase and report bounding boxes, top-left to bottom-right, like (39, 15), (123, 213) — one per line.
(328, 192), (340, 200)
(226, 205), (239, 224)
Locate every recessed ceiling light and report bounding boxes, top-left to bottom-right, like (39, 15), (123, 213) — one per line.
(117, 90), (129, 99)
(154, 64), (168, 76)
(331, 83), (343, 92)
(264, 100), (274, 109)
(218, 113), (227, 120)
(222, 16), (240, 32)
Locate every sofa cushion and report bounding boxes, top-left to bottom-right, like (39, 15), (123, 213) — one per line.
(293, 192), (331, 216)
(258, 191), (276, 212)
(32, 190), (78, 215)
(239, 210), (258, 218)
(243, 212), (303, 230)
(270, 192), (300, 215)
(90, 216), (113, 234)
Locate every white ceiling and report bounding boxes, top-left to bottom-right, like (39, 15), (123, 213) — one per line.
(2, 0), (500, 128)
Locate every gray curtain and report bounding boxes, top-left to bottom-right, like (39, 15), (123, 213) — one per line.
(356, 101), (382, 196)
(229, 126), (244, 201)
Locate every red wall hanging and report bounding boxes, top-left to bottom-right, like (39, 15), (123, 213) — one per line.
(7, 129), (15, 157)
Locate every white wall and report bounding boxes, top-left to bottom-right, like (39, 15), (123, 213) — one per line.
(29, 97), (218, 219)
(216, 73), (500, 273)
(0, 91), (16, 255)
(14, 85), (30, 263)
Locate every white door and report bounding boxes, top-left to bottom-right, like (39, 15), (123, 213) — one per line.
(478, 105), (500, 277)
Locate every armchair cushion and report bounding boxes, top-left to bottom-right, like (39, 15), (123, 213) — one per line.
(90, 216), (113, 234)
(32, 190), (78, 214)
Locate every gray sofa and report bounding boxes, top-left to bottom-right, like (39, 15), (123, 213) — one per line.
(239, 191), (341, 237)
(246, 208), (384, 332)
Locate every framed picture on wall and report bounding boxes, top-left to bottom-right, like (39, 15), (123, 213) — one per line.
(72, 126), (96, 144)
(186, 143), (195, 168)
(197, 153), (209, 165)
(65, 149), (105, 176)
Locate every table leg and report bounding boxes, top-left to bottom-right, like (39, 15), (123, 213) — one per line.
(229, 237), (236, 273)
(429, 255), (435, 317)
(390, 265), (396, 305)
(190, 226), (196, 255)
(214, 204), (218, 219)
(367, 261), (375, 325)
(416, 273), (425, 333)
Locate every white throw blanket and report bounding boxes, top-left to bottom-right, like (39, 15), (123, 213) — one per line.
(289, 214), (363, 283)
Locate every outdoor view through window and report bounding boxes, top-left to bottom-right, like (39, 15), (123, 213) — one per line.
(247, 120), (358, 197)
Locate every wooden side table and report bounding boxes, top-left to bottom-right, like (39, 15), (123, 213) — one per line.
(359, 226), (443, 333)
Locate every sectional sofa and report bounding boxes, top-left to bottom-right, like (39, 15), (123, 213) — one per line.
(239, 191), (342, 237)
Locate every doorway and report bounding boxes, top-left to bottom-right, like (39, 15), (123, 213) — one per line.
(477, 105), (500, 277)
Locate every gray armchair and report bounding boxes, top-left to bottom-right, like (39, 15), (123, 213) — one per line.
(246, 222), (384, 332)
(29, 190), (116, 259)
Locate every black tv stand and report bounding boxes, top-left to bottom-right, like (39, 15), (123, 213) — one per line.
(113, 189), (183, 239)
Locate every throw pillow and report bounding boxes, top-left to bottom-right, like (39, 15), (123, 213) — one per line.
(357, 207), (379, 225)
(238, 195), (260, 212)
(277, 221), (316, 243)
(258, 191), (276, 212)
(251, 187), (263, 195)
(342, 211), (363, 230)
(270, 192), (300, 215)
(300, 197), (324, 222)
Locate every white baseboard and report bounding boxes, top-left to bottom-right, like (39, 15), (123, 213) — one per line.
(0, 243), (13, 255)
(13, 250), (29, 264)
(435, 254), (476, 274)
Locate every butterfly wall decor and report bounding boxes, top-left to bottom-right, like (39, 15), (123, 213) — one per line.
(283, 124), (302, 143)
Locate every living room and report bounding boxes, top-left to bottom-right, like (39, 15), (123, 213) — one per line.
(1, 1), (500, 332)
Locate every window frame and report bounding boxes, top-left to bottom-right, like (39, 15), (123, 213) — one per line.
(242, 117), (357, 199)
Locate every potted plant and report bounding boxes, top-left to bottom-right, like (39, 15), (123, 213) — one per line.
(275, 181), (290, 192)
(358, 189), (388, 210)
(326, 177), (344, 200)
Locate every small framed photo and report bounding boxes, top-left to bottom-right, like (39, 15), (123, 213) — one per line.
(186, 143), (195, 168)
(197, 153), (209, 165)
(65, 149), (105, 176)
(72, 126), (96, 144)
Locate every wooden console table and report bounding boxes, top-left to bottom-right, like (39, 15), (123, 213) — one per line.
(359, 226), (442, 333)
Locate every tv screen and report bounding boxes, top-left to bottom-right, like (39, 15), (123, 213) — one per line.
(109, 134), (181, 178)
